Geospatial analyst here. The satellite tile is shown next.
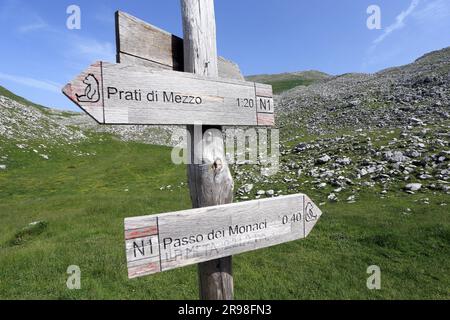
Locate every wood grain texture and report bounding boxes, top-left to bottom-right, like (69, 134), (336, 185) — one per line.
(187, 126), (234, 207)
(118, 52), (171, 70)
(181, 0), (233, 300)
(115, 11), (244, 80)
(124, 194), (322, 278)
(181, 0), (218, 77)
(116, 11), (184, 70)
(63, 62), (274, 127)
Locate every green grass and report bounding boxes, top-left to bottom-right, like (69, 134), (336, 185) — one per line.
(246, 72), (328, 94)
(9, 221), (49, 246)
(0, 134), (449, 299)
(268, 79), (315, 94)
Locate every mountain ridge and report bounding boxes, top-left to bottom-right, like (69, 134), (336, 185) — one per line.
(277, 45), (450, 137)
(246, 70), (330, 94)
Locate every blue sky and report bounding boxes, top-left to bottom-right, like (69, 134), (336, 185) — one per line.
(0, 0), (449, 111)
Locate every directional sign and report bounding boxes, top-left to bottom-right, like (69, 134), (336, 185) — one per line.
(62, 62), (274, 126)
(115, 11), (245, 81)
(124, 194), (321, 279)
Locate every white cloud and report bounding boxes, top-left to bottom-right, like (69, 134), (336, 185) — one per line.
(0, 72), (61, 93)
(64, 34), (115, 64)
(413, 0), (450, 25)
(75, 38), (115, 61)
(17, 17), (47, 33)
(0, 0), (48, 34)
(372, 0), (421, 47)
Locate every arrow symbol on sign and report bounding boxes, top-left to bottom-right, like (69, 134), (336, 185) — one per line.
(62, 61), (274, 126)
(124, 193), (322, 279)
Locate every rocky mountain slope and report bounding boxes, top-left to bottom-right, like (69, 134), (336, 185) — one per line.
(0, 86), (183, 147)
(0, 94), (85, 144)
(0, 85), (185, 171)
(233, 47), (450, 202)
(277, 47), (450, 137)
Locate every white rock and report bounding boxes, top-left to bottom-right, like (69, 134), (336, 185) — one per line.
(328, 193), (338, 202)
(405, 183), (422, 192)
(316, 155), (331, 164)
(241, 183), (254, 194)
(336, 157), (352, 166)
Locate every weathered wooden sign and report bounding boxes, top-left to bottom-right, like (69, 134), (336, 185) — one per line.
(124, 193), (321, 279)
(115, 11), (244, 81)
(62, 62), (274, 126)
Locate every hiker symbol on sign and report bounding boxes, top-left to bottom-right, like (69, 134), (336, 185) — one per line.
(305, 202), (318, 222)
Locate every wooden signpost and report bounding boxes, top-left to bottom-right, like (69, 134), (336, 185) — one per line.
(62, 62), (274, 126)
(181, 0), (235, 300)
(62, 1), (322, 300)
(115, 11), (245, 81)
(125, 194), (322, 279)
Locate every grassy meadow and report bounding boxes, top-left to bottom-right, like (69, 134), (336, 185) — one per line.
(267, 79), (316, 94)
(0, 132), (449, 300)
(245, 71), (328, 94)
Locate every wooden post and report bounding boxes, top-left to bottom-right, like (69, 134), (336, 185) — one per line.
(181, 0), (234, 300)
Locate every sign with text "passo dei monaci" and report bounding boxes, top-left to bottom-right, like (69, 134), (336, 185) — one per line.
(62, 61), (274, 126)
(124, 194), (322, 279)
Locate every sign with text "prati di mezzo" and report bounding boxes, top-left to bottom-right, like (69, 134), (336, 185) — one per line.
(62, 62), (274, 126)
(124, 194), (322, 279)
